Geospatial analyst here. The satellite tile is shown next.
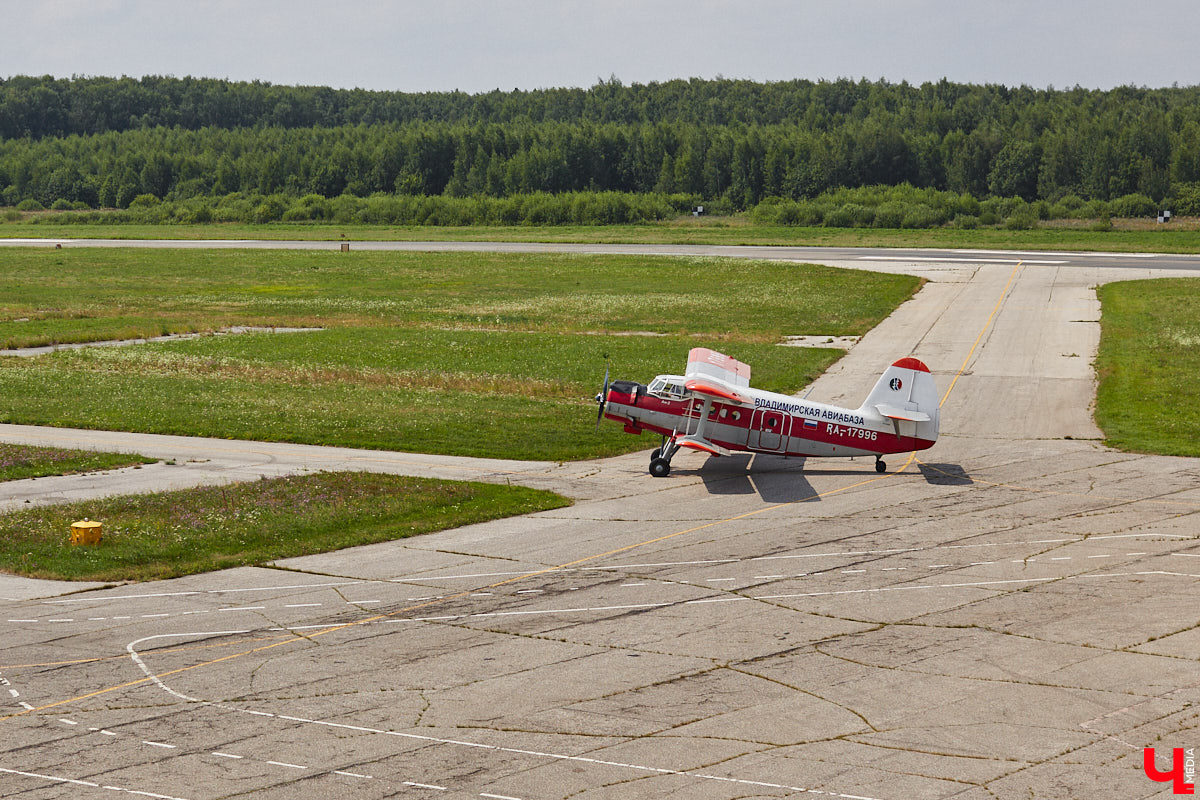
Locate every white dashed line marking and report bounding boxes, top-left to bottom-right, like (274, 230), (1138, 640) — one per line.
(267, 761), (307, 770)
(59, 719), (78, 725)
(7, 689), (17, 698)
(284, 603), (322, 608)
(221, 606), (266, 612)
(1088, 554), (1112, 559)
(334, 770), (372, 779)
(350, 600), (381, 604)
(212, 752), (243, 759)
(143, 741), (176, 749)
(0, 768), (105, 792)
(404, 782), (447, 790)
(7, 619), (38, 623)
(621, 583), (647, 587)
(841, 569), (866, 574)
(481, 793), (523, 800)
(141, 614), (170, 618)
(1050, 557), (1071, 561)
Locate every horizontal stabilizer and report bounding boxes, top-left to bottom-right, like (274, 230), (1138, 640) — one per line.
(675, 436), (730, 457)
(684, 378), (752, 406)
(875, 404), (932, 422)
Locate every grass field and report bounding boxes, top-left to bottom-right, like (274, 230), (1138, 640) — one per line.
(5, 217), (1200, 253)
(0, 442), (154, 482)
(0, 248), (918, 460)
(1095, 278), (1200, 458)
(0, 471), (571, 581)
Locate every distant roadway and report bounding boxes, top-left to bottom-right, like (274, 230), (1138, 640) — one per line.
(4, 235), (1200, 272)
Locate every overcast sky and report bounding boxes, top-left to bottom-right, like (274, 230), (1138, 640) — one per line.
(2, 0), (1196, 93)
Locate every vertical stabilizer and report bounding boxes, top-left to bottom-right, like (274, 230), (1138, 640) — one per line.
(859, 357), (940, 444)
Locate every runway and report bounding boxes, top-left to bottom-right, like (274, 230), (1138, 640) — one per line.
(2, 244), (1200, 799)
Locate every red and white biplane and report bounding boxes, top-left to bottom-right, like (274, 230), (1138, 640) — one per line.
(597, 347), (939, 477)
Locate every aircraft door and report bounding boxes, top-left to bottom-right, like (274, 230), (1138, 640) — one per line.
(749, 409), (790, 452)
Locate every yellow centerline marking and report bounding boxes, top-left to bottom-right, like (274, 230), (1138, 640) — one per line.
(940, 261), (1022, 407)
(4, 258), (1018, 722)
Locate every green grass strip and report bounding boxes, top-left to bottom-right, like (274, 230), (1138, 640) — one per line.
(0, 471), (571, 582)
(0, 443), (154, 482)
(1095, 278), (1200, 457)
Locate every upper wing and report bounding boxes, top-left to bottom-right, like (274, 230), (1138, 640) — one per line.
(686, 347), (751, 388)
(684, 348), (754, 405)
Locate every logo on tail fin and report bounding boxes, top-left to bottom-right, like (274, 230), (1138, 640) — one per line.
(889, 378), (903, 391)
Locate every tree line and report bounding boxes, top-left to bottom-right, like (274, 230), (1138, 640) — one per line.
(2, 75), (1200, 216)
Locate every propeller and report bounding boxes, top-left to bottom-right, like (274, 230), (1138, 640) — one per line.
(595, 361), (610, 430)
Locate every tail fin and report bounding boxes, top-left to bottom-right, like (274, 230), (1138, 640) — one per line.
(859, 357), (940, 445)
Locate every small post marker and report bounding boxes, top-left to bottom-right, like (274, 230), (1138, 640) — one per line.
(70, 519), (102, 546)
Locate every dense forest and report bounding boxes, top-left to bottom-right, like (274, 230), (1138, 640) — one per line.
(3, 74), (1200, 224)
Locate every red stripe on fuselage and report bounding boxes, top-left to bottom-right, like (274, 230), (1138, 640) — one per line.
(605, 391), (934, 456)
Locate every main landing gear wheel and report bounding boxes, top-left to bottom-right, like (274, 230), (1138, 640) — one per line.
(649, 458), (671, 478)
(875, 458), (887, 473)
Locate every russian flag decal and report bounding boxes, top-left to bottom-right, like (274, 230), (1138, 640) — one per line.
(804, 419), (818, 430)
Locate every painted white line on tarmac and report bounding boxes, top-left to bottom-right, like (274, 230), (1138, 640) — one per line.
(861, 256), (1067, 265)
(0, 767), (189, 800)
(757, 577), (1057, 600)
(45, 581), (364, 603)
(348, 533), (1191, 586)
(951, 248), (1156, 258)
(128, 629), (890, 800)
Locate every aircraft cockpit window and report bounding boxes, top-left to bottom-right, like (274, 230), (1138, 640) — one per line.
(649, 377), (686, 399)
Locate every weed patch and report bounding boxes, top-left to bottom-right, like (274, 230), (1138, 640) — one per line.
(0, 471), (571, 581)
